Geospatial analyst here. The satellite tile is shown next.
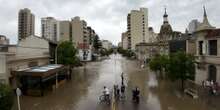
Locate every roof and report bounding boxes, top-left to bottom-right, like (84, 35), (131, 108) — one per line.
(12, 64), (65, 78)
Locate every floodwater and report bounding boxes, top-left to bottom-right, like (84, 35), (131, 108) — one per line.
(18, 54), (219, 110)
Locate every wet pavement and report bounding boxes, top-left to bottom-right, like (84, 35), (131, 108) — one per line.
(18, 54), (220, 110)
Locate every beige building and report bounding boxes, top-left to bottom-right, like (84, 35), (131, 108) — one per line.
(57, 20), (71, 41)
(127, 8), (149, 50)
(41, 17), (58, 42)
(18, 8), (35, 40)
(0, 35), (50, 84)
(71, 16), (89, 47)
(121, 32), (129, 50)
(0, 35), (9, 45)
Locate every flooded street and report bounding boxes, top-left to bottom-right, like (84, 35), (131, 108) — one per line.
(19, 54), (219, 110)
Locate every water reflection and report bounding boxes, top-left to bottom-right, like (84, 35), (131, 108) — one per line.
(18, 54), (220, 110)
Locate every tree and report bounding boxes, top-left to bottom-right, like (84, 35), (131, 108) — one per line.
(93, 35), (102, 52)
(149, 54), (169, 78)
(57, 41), (78, 66)
(167, 51), (195, 91)
(149, 51), (195, 91)
(0, 84), (14, 110)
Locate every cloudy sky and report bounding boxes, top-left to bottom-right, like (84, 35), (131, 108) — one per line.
(0, 0), (219, 45)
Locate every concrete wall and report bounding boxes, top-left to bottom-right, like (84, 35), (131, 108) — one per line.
(0, 35), (50, 85)
(0, 54), (7, 84)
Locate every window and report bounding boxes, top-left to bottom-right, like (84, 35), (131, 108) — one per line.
(208, 40), (217, 55)
(199, 41), (203, 55)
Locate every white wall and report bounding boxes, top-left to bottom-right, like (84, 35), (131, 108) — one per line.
(0, 54), (7, 84)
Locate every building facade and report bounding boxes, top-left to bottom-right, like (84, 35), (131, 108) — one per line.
(192, 6), (219, 85)
(41, 17), (58, 42)
(71, 17), (92, 61)
(195, 29), (220, 85)
(57, 20), (71, 41)
(127, 8), (149, 50)
(71, 16), (89, 47)
(121, 32), (129, 50)
(18, 8), (35, 40)
(0, 35), (50, 84)
(0, 35), (9, 45)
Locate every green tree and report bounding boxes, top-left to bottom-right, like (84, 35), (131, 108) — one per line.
(57, 41), (78, 66)
(167, 51), (195, 91)
(0, 84), (14, 110)
(93, 35), (102, 52)
(149, 54), (169, 78)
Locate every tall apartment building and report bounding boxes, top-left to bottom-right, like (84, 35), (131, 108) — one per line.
(41, 17), (58, 42)
(87, 26), (96, 45)
(18, 8), (35, 40)
(127, 8), (149, 50)
(188, 19), (200, 34)
(121, 32), (129, 50)
(57, 20), (71, 41)
(71, 16), (89, 47)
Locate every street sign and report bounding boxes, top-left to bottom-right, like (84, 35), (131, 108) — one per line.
(16, 88), (21, 96)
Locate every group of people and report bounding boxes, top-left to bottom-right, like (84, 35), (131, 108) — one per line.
(202, 80), (219, 95)
(101, 73), (141, 103)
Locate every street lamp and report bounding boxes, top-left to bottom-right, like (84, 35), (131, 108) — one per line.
(55, 44), (59, 89)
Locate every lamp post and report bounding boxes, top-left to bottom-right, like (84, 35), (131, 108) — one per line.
(16, 88), (21, 110)
(55, 45), (58, 89)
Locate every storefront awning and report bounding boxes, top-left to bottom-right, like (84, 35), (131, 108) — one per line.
(12, 64), (65, 78)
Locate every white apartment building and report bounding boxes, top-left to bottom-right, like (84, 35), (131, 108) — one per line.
(41, 17), (58, 42)
(18, 8), (35, 40)
(127, 8), (149, 50)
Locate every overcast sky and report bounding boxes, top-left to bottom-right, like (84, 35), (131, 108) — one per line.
(0, 0), (219, 45)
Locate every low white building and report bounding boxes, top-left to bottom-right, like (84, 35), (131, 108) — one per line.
(102, 40), (112, 50)
(0, 35), (50, 84)
(77, 43), (92, 61)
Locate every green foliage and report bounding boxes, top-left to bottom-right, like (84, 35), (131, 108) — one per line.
(149, 51), (195, 91)
(167, 52), (195, 81)
(149, 54), (169, 75)
(93, 35), (102, 51)
(0, 84), (14, 110)
(100, 48), (113, 56)
(57, 41), (78, 65)
(117, 47), (135, 58)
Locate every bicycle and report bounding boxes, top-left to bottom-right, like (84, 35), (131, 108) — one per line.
(99, 94), (111, 105)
